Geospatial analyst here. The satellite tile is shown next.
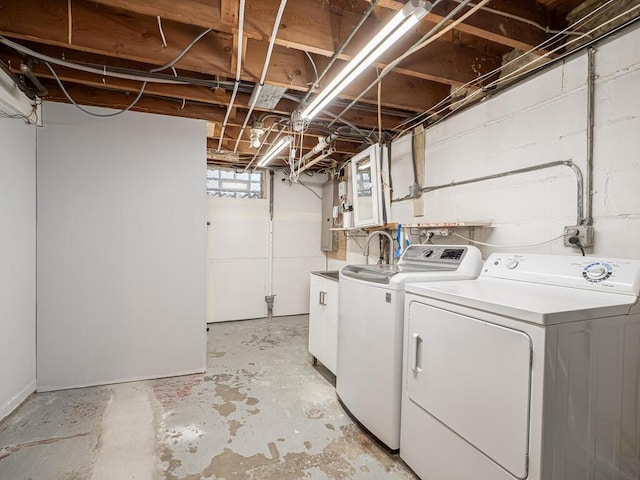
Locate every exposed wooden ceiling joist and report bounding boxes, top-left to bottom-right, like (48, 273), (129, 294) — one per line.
(0, 0), (634, 171)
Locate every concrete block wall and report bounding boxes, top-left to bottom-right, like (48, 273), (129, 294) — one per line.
(386, 23), (640, 260)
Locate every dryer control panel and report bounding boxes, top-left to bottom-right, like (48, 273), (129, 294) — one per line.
(483, 253), (640, 296)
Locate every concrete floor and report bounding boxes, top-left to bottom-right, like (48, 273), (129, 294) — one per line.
(0, 315), (418, 480)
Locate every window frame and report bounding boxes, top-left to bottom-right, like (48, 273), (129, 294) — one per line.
(206, 166), (264, 199)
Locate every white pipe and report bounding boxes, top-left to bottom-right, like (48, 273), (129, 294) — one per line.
(233, 0), (288, 153)
(266, 171), (275, 316)
(217, 0), (246, 151)
(295, 147), (336, 177)
(302, 133), (338, 162)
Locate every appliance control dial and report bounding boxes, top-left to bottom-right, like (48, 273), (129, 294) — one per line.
(506, 259), (519, 269)
(582, 262), (613, 282)
(423, 249), (434, 258)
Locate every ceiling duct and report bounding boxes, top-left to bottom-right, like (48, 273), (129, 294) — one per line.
(248, 84), (288, 109)
(207, 149), (240, 162)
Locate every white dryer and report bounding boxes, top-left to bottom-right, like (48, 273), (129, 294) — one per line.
(337, 244), (482, 450)
(401, 253), (640, 480)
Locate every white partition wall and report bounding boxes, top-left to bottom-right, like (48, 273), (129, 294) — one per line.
(0, 117), (36, 420)
(36, 103), (207, 391)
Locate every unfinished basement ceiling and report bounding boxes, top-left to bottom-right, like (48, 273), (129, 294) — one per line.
(1, 0), (638, 171)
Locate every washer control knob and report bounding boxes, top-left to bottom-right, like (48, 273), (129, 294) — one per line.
(506, 259), (519, 269)
(423, 249), (434, 258)
(585, 264), (608, 280)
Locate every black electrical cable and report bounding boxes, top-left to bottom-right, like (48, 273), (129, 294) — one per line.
(568, 235), (586, 256)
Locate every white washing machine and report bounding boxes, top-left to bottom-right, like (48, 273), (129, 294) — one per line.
(401, 253), (640, 480)
(337, 244), (483, 450)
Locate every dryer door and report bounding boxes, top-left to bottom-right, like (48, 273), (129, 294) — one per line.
(407, 302), (532, 479)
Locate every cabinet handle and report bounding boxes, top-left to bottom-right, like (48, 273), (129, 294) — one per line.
(412, 333), (422, 373)
(319, 291), (324, 305)
(323, 291), (328, 305)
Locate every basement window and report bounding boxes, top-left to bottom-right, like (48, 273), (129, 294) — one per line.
(206, 167), (264, 199)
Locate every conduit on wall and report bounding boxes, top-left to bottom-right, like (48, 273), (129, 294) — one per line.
(392, 42), (600, 229)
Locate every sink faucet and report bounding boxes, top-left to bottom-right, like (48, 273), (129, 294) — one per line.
(363, 231), (395, 265)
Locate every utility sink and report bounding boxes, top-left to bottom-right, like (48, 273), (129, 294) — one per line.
(312, 270), (340, 281)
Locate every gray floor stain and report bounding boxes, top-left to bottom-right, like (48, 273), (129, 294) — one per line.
(0, 315), (417, 480)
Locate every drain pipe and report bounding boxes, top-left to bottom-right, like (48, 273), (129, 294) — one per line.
(584, 47), (595, 226)
(234, 0), (288, 153)
(265, 170), (276, 317)
(217, 0), (246, 151)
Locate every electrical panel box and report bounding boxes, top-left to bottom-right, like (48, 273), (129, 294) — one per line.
(321, 179), (338, 252)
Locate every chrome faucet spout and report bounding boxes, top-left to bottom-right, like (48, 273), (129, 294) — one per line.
(363, 230), (394, 265)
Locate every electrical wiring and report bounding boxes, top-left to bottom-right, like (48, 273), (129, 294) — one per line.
(296, 179), (322, 200)
(423, 1), (640, 131)
(392, 0), (616, 133)
(0, 37), (185, 84)
(157, 16), (168, 48)
(304, 51), (319, 86)
(67, 0), (73, 45)
(392, 0), (633, 136)
(150, 28), (212, 73)
(46, 62), (147, 118)
(448, 0), (585, 37)
(452, 231), (567, 248)
(488, 1), (640, 91)
(0, 104), (38, 124)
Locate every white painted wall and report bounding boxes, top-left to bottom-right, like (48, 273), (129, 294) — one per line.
(206, 171), (325, 322)
(207, 196), (269, 321)
(272, 173), (326, 317)
(385, 23), (640, 259)
(36, 103), (207, 391)
(0, 117), (36, 420)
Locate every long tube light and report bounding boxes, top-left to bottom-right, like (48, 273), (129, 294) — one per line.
(257, 136), (293, 167)
(300, 0), (431, 120)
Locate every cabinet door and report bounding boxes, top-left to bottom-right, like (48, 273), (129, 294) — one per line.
(323, 280), (339, 375)
(308, 274), (325, 359)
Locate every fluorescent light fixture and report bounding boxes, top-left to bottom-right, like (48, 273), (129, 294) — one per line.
(300, 0), (431, 120)
(257, 136), (293, 167)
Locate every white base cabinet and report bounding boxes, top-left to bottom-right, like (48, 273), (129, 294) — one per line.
(308, 272), (339, 375)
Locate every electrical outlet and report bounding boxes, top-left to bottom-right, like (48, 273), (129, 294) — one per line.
(563, 225), (594, 248)
(427, 229), (450, 237)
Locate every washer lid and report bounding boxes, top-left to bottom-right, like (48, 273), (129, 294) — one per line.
(406, 277), (638, 325)
(340, 263), (454, 285)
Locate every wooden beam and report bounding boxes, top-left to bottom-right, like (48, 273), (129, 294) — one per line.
(48, 0), (501, 86)
(0, 0), (453, 114)
(208, 126), (362, 155)
(23, 52), (406, 131)
(221, 0), (240, 26)
(371, 0), (553, 53)
(86, 0), (543, 63)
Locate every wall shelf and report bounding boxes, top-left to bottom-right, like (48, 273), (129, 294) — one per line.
(401, 222), (492, 228)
